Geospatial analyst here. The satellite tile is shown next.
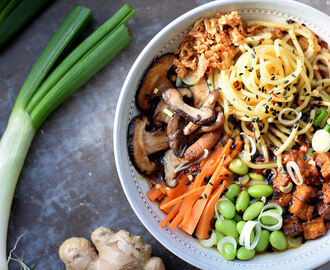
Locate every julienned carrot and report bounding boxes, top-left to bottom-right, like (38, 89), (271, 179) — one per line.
(169, 186), (199, 229)
(181, 139), (242, 234)
(147, 187), (164, 201)
(178, 142), (229, 227)
(196, 180), (229, 239)
(159, 186), (205, 210)
(160, 200), (183, 228)
(181, 154), (228, 234)
(192, 142), (227, 189)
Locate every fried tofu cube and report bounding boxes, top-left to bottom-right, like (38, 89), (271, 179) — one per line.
(289, 196), (304, 216)
(302, 217), (326, 240)
(272, 190), (292, 207)
(282, 216), (303, 237)
(293, 184), (317, 203)
(315, 152), (330, 181)
(322, 183), (330, 204)
(273, 171), (291, 190)
(298, 204), (314, 221)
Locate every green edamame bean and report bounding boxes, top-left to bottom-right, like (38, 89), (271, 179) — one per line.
(269, 231), (287, 251)
(221, 243), (237, 261)
(248, 172), (265, 181)
(236, 246), (255, 260)
(236, 190), (250, 213)
(260, 209), (281, 225)
(233, 212), (243, 223)
(243, 202), (264, 221)
(237, 221), (246, 234)
(215, 219), (238, 239)
(225, 184), (240, 201)
(217, 200), (236, 219)
(229, 159), (249, 175)
(248, 185), (273, 198)
(255, 230), (270, 252)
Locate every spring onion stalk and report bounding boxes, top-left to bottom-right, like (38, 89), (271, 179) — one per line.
(0, 4), (135, 269)
(0, 0), (9, 13)
(0, 0), (20, 25)
(0, 0), (51, 49)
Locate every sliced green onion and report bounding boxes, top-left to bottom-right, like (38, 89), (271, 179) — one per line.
(314, 108), (328, 127)
(199, 230), (217, 248)
(312, 129), (330, 153)
(324, 124), (330, 133)
(0, 0), (52, 49)
(279, 182), (293, 193)
(287, 236), (302, 248)
(305, 151), (314, 159)
(239, 221), (261, 250)
(217, 236), (237, 253)
(258, 203), (283, 231)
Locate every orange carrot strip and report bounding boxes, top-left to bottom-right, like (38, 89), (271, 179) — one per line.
(159, 186), (205, 210)
(160, 200), (183, 228)
(147, 187), (164, 201)
(159, 196), (173, 214)
(181, 139), (235, 234)
(196, 180), (229, 239)
(178, 141), (231, 225)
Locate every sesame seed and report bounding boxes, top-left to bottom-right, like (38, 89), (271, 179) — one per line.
(247, 107), (252, 111)
(239, 72), (243, 76)
(284, 80), (289, 84)
(291, 73), (296, 78)
(245, 114), (249, 118)
(271, 75), (275, 80)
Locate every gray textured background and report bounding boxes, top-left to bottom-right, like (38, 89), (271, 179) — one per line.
(1, 0), (329, 269)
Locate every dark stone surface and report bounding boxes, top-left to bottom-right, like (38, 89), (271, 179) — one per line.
(0, 0), (328, 269)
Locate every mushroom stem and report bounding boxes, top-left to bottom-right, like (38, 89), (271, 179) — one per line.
(145, 130), (168, 154)
(183, 90), (220, 135)
(184, 128), (222, 162)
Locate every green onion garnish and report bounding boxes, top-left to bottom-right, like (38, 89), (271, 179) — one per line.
(314, 108), (328, 127)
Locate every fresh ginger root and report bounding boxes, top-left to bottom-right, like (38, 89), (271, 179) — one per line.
(59, 227), (165, 270)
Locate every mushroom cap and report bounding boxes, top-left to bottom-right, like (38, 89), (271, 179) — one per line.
(136, 54), (176, 111)
(128, 115), (168, 175)
(162, 88), (216, 125)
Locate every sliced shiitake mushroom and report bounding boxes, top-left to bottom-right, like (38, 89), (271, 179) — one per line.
(183, 128), (222, 162)
(128, 115), (169, 175)
(136, 54), (176, 111)
(167, 114), (188, 158)
(153, 88), (192, 126)
(163, 150), (181, 188)
(162, 88), (216, 125)
(198, 111), (224, 133)
(183, 90), (220, 135)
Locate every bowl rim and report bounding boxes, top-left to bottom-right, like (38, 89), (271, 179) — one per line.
(114, 0), (330, 269)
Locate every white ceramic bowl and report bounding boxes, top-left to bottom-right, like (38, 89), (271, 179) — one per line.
(114, 1), (330, 269)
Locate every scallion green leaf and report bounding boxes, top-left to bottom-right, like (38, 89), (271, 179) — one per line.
(0, 0), (51, 49)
